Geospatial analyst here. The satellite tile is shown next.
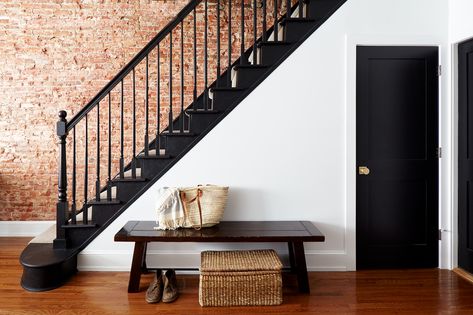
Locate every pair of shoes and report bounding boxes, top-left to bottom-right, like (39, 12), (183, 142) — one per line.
(145, 269), (179, 304)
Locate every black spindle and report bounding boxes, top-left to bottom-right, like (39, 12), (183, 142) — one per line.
(169, 32), (173, 133)
(253, 0), (257, 65)
(273, 0), (278, 41)
(71, 126), (77, 224)
(217, 0), (221, 86)
(120, 80), (124, 179)
(227, 0), (232, 86)
(240, 0), (245, 65)
(107, 93), (111, 201)
(156, 44), (161, 155)
(145, 55), (149, 156)
(299, 0), (303, 17)
(193, 8), (197, 111)
(204, 0), (208, 109)
(132, 69), (136, 178)
(95, 102), (100, 201)
(84, 113), (89, 225)
(287, 0), (291, 18)
(180, 21), (185, 132)
(262, 0), (267, 42)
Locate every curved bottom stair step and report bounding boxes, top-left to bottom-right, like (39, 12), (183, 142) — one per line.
(21, 243), (79, 292)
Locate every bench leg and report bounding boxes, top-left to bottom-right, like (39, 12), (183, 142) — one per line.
(292, 241), (310, 294)
(128, 242), (147, 293)
(288, 242), (296, 273)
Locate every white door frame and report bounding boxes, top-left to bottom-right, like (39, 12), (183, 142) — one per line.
(345, 34), (452, 270)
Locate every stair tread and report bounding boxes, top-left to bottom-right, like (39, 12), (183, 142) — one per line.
(280, 17), (316, 25)
(62, 222), (97, 229)
(257, 41), (292, 47)
(114, 168), (147, 182)
(210, 87), (245, 92)
(185, 108), (220, 114)
(20, 243), (78, 268)
(233, 64), (268, 70)
(88, 198), (121, 205)
(137, 149), (172, 159)
(162, 130), (196, 136)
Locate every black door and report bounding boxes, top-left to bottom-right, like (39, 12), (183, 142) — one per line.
(458, 39), (473, 274)
(356, 46), (439, 269)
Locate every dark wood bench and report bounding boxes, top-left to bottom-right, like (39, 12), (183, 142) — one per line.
(114, 220), (325, 294)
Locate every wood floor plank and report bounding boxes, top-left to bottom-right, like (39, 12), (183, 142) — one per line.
(1, 237), (473, 314)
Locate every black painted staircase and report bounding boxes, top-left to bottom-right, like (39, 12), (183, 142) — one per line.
(20, 0), (347, 291)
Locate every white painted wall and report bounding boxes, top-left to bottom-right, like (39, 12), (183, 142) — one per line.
(79, 0), (452, 271)
(448, 0), (473, 269)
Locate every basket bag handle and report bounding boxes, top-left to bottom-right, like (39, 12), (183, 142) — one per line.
(180, 189), (203, 230)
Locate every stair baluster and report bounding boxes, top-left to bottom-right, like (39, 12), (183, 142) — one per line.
(216, 0), (221, 87)
(145, 56), (150, 155)
(72, 126), (77, 224)
(83, 113), (89, 225)
(262, 0), (267, 42)
(204, 0), (209, 109)
(240, 0), (245, 65)
(180, 21), (185, 132)
(273, 0), (278, 41)
(120, 80), (124, 179)
(95, 102), (100, 201)
(227, 0), (232, 86)
(253, 0), (257, 64)
(169, 31), (173, 134)
(156, 44), (161, 154)
(193, 7), (197, 115)
(132, 69), (137, 178)
(107, 93), (112, 201)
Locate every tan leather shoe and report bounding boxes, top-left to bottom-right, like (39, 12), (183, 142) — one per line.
(162, 269), (178, 303)
(145, 270), (163, 303)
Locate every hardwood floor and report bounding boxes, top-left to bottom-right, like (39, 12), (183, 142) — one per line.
(2, 237), (473, 314)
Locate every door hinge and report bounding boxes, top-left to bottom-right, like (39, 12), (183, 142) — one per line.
(438, 229), (442, 241)
(436, 147), (442, 158)
(438, 65), (442, 76)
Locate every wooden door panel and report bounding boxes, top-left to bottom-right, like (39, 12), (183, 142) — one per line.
(356, 46), (439, 269)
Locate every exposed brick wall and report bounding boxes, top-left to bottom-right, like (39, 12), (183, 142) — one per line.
(0, 0), (283, 221)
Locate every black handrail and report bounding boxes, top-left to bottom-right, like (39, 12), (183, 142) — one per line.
(66, 0), (204, 132)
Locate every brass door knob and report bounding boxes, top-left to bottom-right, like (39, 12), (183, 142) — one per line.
(358, 166), (370, 175)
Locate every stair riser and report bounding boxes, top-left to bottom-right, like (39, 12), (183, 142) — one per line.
(284, 22), (316, 42)
(165, 136), (196, 156)
(116, 181), (148, 202)
(65, 227), (100, 248)
(212, 91), (244, 109)
(92, 204), (122, 226)
(141, 159), (171, 179)
(307, 0), (335, 20)
(260, 45), (291, 65)
(235, 68), (268, 89)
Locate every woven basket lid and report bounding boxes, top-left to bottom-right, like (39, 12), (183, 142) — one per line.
(200, 250), (282, 272)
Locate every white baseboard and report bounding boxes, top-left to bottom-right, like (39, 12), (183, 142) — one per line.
(77, 250), (349, 272)
(0, 221), (55, 237)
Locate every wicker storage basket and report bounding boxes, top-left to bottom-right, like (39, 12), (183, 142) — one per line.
(180, 185), (229, 229)
(199, 250), (283, 307)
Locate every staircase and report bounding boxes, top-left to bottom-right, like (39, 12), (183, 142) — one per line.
(20, 0), (347, 291)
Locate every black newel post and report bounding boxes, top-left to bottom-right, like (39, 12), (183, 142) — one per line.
(53, 110), (69, 249)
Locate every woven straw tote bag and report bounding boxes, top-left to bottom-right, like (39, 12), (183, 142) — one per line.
(179, 185), (229, 229)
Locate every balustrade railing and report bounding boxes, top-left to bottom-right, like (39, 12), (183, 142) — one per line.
(54, 0), (303, 248)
